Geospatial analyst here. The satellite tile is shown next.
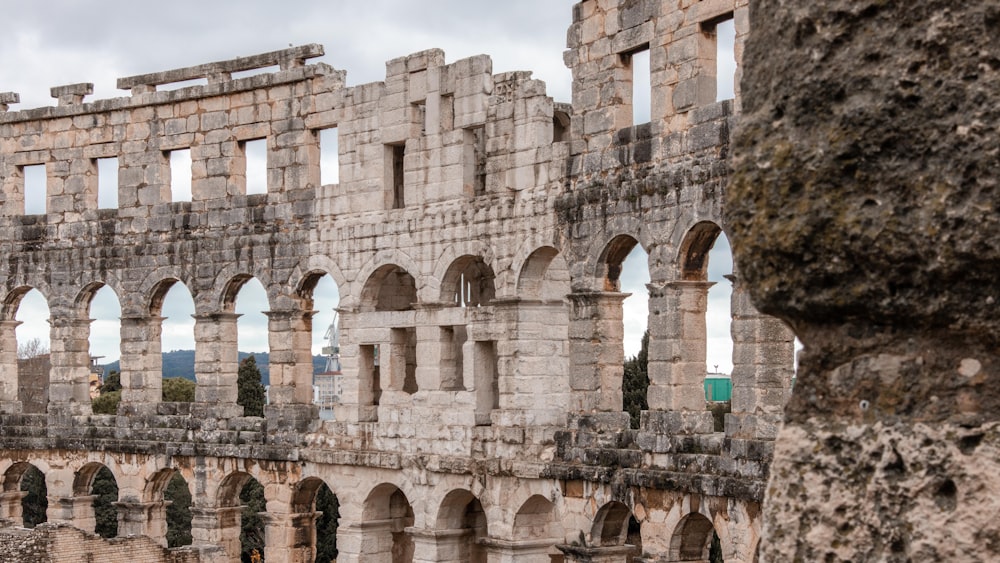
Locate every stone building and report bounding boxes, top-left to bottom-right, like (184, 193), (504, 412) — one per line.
(0, 1), (796, 561)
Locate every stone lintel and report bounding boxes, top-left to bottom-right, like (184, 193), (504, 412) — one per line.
(117, 43), (325, 91)
(0, 91), (18, 111)
(50, 83), (94, 106)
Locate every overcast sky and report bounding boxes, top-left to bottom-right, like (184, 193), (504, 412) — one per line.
(5, 1), (739, 373)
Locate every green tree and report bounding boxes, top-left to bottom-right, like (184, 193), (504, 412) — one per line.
(710, 530), (724, 563)
(238, 355), (266, 417)
(240, 479), (266, 562)
(622, 330), (650, 429)
(20, 465), (47, 528)
(314, 484), (340, 563)
(92, 390), (121, 414)
(92, 466), (119, 539)
(163, 377), (196, 402)
(100, 370), (121, 394)
(165, 472), (193, 548)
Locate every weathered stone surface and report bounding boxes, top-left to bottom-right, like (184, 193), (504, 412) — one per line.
(730, 1), (1000, 560)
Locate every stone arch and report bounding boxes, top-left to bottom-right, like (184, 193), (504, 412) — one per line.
(433, 489), (488, 562)
(513, 494), (564, 558)
(73, 461), (114, 495)
(73, 461), (119, 538)
(595, 234), (643, 291)
(591, 501), (640, 549)
(576, 217), (650, 291)
(219, 273), (272, 313)
(295, 269), (343, 310)
(677, 221), (724, 281)
(439, 255), (496, 306)
(669, 512), (718, 561)
(147, 277), (193, 317)
(73, 279), (124, 318)
(359, 264), (418, 312)
(143, 467), (176, 503)
(352, 249), (422, 308)
(2, 461), (47, 528)
(217, 471), (255, 507)
(363, 483), (415, 562)
(515, 246), (570, 302)
(291, 476), (339, 562)
(430, 242), (501, 301)
(2, 285), (45, 321)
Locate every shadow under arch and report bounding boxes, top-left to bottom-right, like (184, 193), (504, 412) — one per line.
(678, 221), (724, 281)
(360, 264), (418, 312)
(596, 234), (642, 291)
(440, 255), (496, 307)
(516, 246), (570, 302)
(669, 511), (721, 562)
(363, 483), (415, 562)
(590, 501), (641, 552)
(3, 461), (47, 528)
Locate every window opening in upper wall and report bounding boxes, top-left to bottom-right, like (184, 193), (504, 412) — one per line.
(629, 48), (652, 125)
(22, 165), (46, 215)
(168, 149), (192, 202)
(242, 139), (267, 195)
(716, 17), (737, 101)
(96, 158), (118, 209)
(319, 128), (339, 186)
(464, 127), (486, 197)
(387, 143), (406, 209)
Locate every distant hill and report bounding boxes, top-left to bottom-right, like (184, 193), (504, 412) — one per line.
(103, 350), (326, 386)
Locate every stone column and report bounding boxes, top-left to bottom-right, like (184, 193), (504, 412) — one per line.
(566, 292), (631, 429)
(47, 494), (98, 532)
(262, 510), (319, 563)
(729, 2), (1000, 559)
(481, 537), (562, 562)
(264, 309), (314, 405)
(0, 320), (23, 412)
(47, 317), (92, 415)
(645, 281), (714, 434)
(190, 506), (243, 562)
(193, 312), (240, 407)
(264, 309), (319, 432)
(335, 519), (395, 563)
(0, 490), (27, 526)
(409, 527), (476, 562)
(115, 500), (168, 545)
(725, 276), (794, 441)
(118, 315), (164, 413)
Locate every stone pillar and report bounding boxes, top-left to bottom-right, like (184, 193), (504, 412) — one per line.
(264, 309), (314, 405)
(47, 317), (92, 415)
(0, 491), (27, 526)
(729, 2), (1000, 560)
(335, 519), (395, 563)
(566, 292), (630, 415)
(193, 312), (240, 406)
(119, 315), (164, 412)
(190, 506), (243, 562)
(725, 276), (794, 441)
(115, 500), (168, 545)
(644, 281), (714, 434)
(481, 537), (562, 562)
(409, 528), (478, 562)
(0, 320), (23, 412)
(262, 510), (319, 563)
(47, 494), (98, 532)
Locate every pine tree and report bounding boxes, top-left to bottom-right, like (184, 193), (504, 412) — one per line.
(20, 465), (47, 528)
(240, 479), (266, 562)
(314, 484), (340, 563)
(162, 377), (196, 402)
(622, 330), (650, 429)
(92, 466), (119, 538)
(165, 472), (193, 547)
(238, 355), (266, 417)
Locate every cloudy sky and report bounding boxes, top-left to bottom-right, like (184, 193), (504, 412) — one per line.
(5, 1), (738, 373)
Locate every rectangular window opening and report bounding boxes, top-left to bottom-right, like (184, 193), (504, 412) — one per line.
(474, 340), (499, 426)
(441, 326), (467, 391)
(630, 48), (652, 125)
(716, 17), (737, 101)
(463, 127), (486, 197)
(22, 164), (46, 215)
(242, 138), (267, 195)
(387, 143), (406, 209)
(359, 344), (381, 422)
(390, 327), (418, 395)
(168, 149), (192, 202)
(319, 128), (340, 186)
(96, 157), (118, 209)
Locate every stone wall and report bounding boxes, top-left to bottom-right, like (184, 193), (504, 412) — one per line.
(0, 1), (791, 562)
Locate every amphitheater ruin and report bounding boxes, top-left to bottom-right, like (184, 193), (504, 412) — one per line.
(0, 0), (798, 561)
